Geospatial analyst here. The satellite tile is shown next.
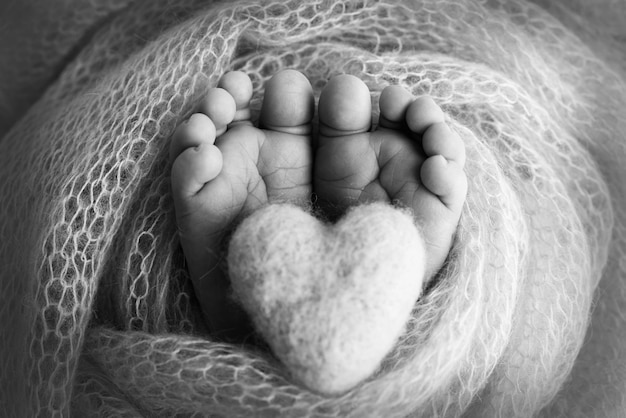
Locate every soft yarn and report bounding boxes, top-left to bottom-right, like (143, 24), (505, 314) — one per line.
(228, 203), (425, 395)
(0, 0), (625, 417)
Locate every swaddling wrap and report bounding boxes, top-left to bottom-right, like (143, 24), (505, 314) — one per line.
(0, 0), (625, 416)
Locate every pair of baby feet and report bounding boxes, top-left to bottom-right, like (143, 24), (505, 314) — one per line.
(170, 70), (467, 338)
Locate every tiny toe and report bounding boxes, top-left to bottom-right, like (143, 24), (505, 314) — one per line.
(318, 74), (372, 137)
(406, 96), (445, 135)
(170, 113), (217, 162)
(420, 155), (467, 210)
(378, 85), (413, 129)
(198, 87), (237, 136)
(171, 144), (223, 198)
(422, 122), (466, 166)
(217, 71), (254, 123)
(259, 69), (314, 135)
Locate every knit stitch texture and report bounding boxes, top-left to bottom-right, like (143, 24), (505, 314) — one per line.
(0, 0), (625, 416)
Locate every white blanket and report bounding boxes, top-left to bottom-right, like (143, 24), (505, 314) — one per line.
(0, 0), (625, 416)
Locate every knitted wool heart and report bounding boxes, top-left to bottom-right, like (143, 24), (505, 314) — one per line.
(228, 202), (425, 394)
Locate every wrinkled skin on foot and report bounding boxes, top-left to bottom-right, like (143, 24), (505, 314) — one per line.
(168, 70), (467, 392)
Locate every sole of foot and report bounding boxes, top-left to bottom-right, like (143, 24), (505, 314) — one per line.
(314, 75), (467, 278)
(170, 70), (314, 339)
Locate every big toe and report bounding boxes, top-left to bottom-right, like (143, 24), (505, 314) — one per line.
(318, 74), (372, 137)
(259, 69), (314, 136)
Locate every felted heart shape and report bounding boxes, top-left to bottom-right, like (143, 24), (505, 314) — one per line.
(227, 202), (426, 395)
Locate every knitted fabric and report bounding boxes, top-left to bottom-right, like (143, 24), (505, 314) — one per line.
(0, 0), (625, 416)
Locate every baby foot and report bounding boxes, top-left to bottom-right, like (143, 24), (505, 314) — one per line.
(170, 70), (314, 339)
(314, 75), (467, 279)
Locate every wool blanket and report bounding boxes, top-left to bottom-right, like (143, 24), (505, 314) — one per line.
(1, 0), (625, 416)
